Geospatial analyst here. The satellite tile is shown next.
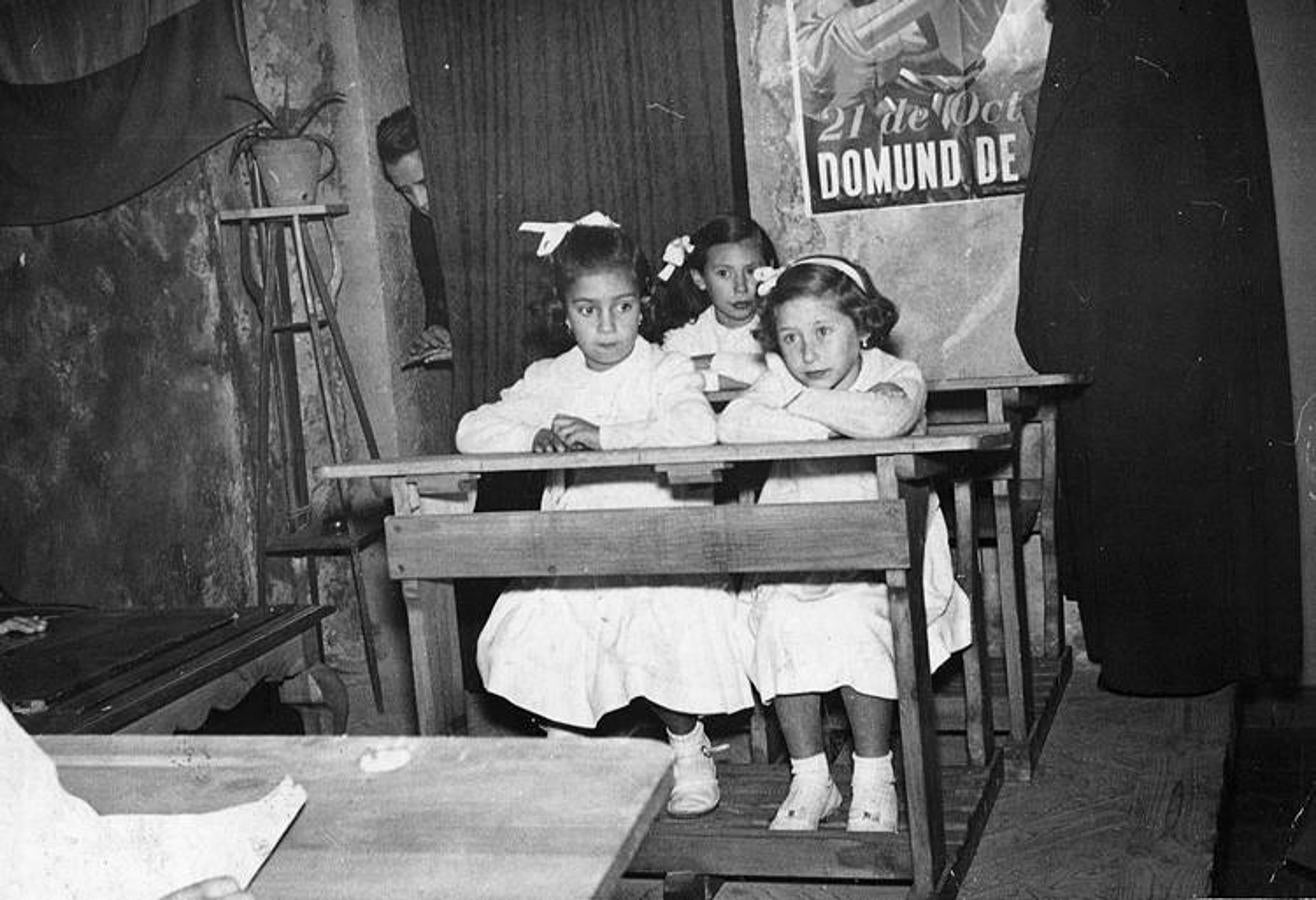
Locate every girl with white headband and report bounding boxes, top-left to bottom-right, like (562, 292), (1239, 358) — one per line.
(719, 255), (971, 833)
(456, 213), (752, 819)
(652, 213), (779, 393)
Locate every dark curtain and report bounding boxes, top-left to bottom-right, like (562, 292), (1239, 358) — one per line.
(1016, 0), (1301, 693)
(0, 0), (258, 225)
(398, 0), (745, 415)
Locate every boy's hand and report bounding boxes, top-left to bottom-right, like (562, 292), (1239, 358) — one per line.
(532, 428), (571, 453)
(551, 415), (601, 451)
(0, 615), (46, 635)
(408, 325), (452, 358)
(161, 877), (253, 900)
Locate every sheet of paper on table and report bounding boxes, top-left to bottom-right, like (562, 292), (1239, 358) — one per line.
(2, 703), (305, 900)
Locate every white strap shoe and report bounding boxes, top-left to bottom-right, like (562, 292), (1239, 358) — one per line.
(769, 775), (843, 831)
(847, 772), (899, 832)
(666, 725), (725, 818)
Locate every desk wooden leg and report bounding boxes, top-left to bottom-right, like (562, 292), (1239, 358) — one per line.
(953, 479), (994, 767)
(993, 479), (1033, 744)
(889, 477), (945, 899)
(403, 577), (467, 736)
(1038, 408), (1063, 659)
(280, 662), (349, 735)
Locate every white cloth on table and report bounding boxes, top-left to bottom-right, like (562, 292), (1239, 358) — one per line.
(457, 338), (754, 728)
(718, 347), (973, 702)
(661, 306), (767, 391)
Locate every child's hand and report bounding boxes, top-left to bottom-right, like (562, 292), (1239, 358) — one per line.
(551, 414), (601, 451)
(867, 382), (907, 401)
(160, 877), (253, 900)
(0, 615), (46, 635)
(532, 428), (571, 453)
(755, 356), (806, 409)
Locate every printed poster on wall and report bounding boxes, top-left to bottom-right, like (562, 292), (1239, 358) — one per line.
(787, 0), (1051, 215)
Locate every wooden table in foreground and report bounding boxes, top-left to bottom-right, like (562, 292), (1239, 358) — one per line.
(37, 733), (672, 900)
(1, 605), (341, 735)
(322, 430), (1013, 899)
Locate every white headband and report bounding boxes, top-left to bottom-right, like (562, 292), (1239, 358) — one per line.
(753, 255), (866, 297)
(519, 210), (620, 257)
(656, 234), (694, 282)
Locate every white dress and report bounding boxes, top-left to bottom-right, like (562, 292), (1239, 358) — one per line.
(662, 306), (767, 391)
(456, 338), (755, 728)
(717, 348), (973, 702)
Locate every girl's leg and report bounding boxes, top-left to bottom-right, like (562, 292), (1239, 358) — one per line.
(769, 693), (842, 831)
(650, 705), (698, 737)
(651, 703), (719, 818)
(839, 687), (898, 832)
(838, 687), (894, 757)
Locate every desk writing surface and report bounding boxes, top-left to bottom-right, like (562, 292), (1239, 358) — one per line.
(38, 734), (673, 900)
(2, 606), (331, 733)
(318, 429), (1012, 481)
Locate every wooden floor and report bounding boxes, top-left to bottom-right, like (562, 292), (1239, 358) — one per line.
(612, 652), (1233, 899)
(956, 653), (1233, 899)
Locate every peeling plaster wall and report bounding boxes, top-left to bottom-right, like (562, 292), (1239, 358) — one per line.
(0, 157), (259, 610)
(0, 0), (425, 729)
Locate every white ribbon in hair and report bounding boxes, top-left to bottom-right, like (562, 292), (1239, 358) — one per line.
(518, 211), (621, 257)
(752, 265), (784, 297)
(754, 256), (866, 297)
(656, 234), (695, 282)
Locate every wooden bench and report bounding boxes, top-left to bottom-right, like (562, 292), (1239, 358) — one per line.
(322, 429), (1011, 898)
(924, 374), (1088, 779)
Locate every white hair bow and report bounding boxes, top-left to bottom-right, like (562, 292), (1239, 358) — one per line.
(518, 211), (620, 257)
(656, 234), (695, 282)
(753, 265), (784, 297)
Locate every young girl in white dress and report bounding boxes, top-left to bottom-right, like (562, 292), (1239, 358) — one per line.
(652, 214), (778, 392)
(455, 213), (754, 818)
(718, 255), (972, 833)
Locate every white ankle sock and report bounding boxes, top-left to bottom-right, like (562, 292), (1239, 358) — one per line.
(667, 720), (707, 747)
(852, 751), (893, 784)
(790, 752), (829, 780)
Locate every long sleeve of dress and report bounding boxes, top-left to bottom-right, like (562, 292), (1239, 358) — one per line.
(601, 352), (716, 449)
(789, 374), (925, 439)
(718, 351), (926, 443)
(454, 358), (558, 452)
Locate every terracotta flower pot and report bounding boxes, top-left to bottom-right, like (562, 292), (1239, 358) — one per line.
(251, 136), (337, 206)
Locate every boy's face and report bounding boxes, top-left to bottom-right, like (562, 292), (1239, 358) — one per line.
(384, 150), (429, 216)
(564, 268), (645, 372)
(690, 238), (764, 329)
(774, 294), (866, 391)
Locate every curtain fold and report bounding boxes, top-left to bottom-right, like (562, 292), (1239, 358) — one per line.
(0, 0), (257, 225)
(398, 0), (742, 416)
(1016, 0), (1301, 693)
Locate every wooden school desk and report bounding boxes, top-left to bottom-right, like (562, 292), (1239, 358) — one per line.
(1, 605), (341, 735)
(925, 373), (1088, 779)
(37, 732), (672, 900)
(322, 428), (1011, 898)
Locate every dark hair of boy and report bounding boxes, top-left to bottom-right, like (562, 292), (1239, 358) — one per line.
(650, 213), (779, 340)
(376, 105), (419, 165)
(755, 257), (899, 353)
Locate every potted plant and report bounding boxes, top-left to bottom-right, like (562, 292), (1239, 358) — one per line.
(228, 88), (346, 206)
